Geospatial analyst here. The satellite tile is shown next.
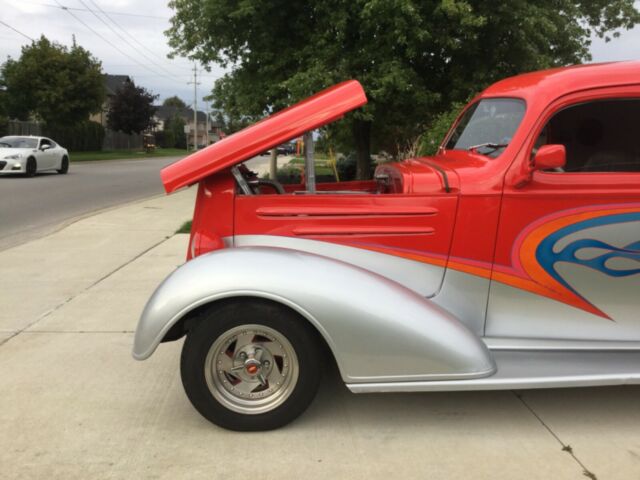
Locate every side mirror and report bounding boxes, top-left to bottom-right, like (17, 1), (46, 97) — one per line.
(533, 144), (565, 171)
(40, 144), (51, 151)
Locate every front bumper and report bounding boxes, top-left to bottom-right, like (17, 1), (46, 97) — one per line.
(0, 160), (26, 174)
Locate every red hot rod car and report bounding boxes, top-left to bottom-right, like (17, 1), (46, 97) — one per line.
(134, 62), (640, 431)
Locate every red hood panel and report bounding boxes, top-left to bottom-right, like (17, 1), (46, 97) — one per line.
(161, 80), (367, 193)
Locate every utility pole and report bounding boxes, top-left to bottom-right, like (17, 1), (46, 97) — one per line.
(187, 64), (200, 151)
(205, 102), (210, 146)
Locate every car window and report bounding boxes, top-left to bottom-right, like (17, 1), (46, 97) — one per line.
(40, 138), (52, 148)
(445, 98), (526, 158)
(533, 99), (640, 172)
(0, 137), (38, 148)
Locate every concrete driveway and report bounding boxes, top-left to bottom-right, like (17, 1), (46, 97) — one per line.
(0, 190), (639, 480)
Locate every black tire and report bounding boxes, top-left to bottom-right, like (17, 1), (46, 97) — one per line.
(25, 157), (37, 177)
(180, 299), (321, 431)
(57, 156), (69, 174)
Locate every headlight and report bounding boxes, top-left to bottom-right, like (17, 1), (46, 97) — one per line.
(4, 154), (23, 160)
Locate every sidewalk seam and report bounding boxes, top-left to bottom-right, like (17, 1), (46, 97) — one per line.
(514, 391), (597, 479)
(0, 235), (172, 348)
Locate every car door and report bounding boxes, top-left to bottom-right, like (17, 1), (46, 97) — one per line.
(486, 87), (640, 341)
(37, 138), (54, 169)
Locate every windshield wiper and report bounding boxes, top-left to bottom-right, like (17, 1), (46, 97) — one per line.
(468, 142), (508, 153)
(0, 142), (10, 147)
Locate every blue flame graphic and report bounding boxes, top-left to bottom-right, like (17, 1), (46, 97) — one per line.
(536, 212), (640, 295)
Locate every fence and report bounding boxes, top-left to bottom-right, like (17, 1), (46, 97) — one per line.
(3, 120), (141, 151)
(102, 130), (142, 150)
(6, 120), (42, 136)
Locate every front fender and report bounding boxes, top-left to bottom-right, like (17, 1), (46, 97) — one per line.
(133, 247), (495, 383)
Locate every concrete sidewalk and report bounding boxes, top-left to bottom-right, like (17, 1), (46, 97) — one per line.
(0, 190), (639, 479)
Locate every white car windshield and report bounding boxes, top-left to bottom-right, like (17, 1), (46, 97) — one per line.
(0, 137), (39, 148)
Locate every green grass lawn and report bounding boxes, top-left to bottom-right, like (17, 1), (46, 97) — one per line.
(70, 148), (189, 162)
(176, 220), (192, 234)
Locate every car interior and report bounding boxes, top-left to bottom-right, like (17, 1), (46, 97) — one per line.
(535, 99), (640, 172)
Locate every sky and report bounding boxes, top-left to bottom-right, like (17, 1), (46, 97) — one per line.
(1, 0), (640, 109)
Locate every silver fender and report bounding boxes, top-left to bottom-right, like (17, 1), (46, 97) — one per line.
(133, 247), (495, 383)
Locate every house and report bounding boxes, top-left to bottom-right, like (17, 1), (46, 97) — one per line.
(153, 105), (224, 148)
(89, 74), (131, 126)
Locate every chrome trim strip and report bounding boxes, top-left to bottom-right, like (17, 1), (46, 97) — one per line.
(484, 337), (640, 351)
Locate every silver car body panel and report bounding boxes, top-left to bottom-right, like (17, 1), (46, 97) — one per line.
(486, 213), (640, 340)
(233, 235), (489, 334)
(348, 350), (640, 392)
(232, 234), (446, 297)
(133, 246), (496, 383)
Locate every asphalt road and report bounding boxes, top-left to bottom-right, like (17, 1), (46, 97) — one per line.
(0, 156), (183, 251)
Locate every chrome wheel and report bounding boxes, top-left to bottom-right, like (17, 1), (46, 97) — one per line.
(204, 324), (299, 415)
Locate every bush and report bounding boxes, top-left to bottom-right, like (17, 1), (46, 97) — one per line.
(42, 120), (105, 152)
(336, 153), (357, 182)
(0, 116), (8, 137)
(419, 103), (465, 156)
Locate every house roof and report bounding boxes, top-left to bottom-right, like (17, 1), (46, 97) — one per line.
(155, 105), (209, 123)
(160, 80), (367, 193)
(103, 74), (131, 96)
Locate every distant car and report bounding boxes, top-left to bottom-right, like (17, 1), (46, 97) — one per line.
(0, 136), (69, 177)
(276, 143), (296, 155)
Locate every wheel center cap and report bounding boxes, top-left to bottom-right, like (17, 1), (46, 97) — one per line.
(244, 360), (260, 375)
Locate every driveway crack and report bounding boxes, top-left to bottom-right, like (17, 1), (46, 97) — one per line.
(514, 391), (597, 479)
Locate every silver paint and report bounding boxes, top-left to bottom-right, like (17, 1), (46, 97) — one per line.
(484, 337), (640, 351)
(487, 219), (640, 339)
(232, 235), (446, 297)
(431, 268), (490, 335)
(133, 247), (495, 383)
(348, 350), (640, 393)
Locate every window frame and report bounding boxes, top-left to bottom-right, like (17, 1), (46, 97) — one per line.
(526, 85), (640, 179)
(442, 97), (527, 158)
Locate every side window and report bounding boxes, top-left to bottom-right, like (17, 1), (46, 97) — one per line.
(534, 99), (640, 172)
(39, 138), (51, 148)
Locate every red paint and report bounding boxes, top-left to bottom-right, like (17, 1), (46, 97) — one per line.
(160, 80), (367, 194)
(175, 62), (640, 316)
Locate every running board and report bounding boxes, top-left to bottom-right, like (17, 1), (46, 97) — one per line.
(347, 350), (640, 393)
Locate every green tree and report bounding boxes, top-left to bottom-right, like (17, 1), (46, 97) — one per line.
(1, 36), (104, 126)
(163, 95), (187, 108)
(107, 79), (158, 135)
(167, 0), (639, 179)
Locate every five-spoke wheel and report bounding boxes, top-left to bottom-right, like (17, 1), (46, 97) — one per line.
(180, 300), (321, 431)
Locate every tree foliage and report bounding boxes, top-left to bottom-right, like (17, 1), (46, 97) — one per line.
(161, 114), (187, 149)
(107, 79), (158, 135)
(0, 36), (104, 126)
(163, 95), (187, 108)
(167, 0), (639, 178)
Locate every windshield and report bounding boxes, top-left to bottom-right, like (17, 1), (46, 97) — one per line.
(0, 136), (38, 148)
(444, 98), (526, 158)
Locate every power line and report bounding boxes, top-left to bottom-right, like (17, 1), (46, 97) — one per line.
(5, 0), (169, 20)
(52, 0), (182, 85)
(0, 19), (34, 41)
(87, 0), (175, 66)
(75, 0), (184, 80)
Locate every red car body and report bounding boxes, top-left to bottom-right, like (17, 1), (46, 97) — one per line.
(136, 62), (640, 430)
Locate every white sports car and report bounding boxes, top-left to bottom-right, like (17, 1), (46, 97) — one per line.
(0, 136), (69, 177)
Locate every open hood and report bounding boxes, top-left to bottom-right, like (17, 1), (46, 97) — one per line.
(160, 80), (367, 193)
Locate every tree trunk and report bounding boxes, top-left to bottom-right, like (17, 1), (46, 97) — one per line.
(269, 149), (278, 180)
(353, 119), (372, 180)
